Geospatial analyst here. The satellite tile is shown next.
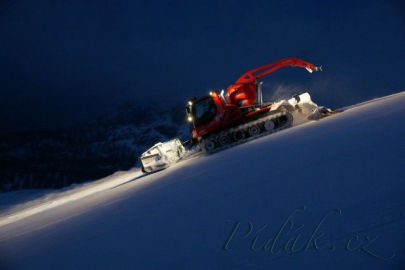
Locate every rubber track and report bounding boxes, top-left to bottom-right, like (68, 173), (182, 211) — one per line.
(203, 111), (293, 154)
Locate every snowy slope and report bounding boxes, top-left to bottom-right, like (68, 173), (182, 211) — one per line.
(0, 92), (404, 270)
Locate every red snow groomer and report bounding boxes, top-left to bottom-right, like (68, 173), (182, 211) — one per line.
(186, 57), (323, 153)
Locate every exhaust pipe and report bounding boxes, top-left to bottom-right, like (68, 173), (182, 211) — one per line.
(257, 81), (263, 105)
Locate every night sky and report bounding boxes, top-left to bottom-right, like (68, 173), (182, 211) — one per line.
(0, 0), (404, 133)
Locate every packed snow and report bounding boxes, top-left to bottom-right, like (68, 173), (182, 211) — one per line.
(0, 170), (142, 228)
(0, 92), (404, 269)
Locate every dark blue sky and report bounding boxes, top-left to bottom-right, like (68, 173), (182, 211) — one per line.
(0, 0), (404, 132)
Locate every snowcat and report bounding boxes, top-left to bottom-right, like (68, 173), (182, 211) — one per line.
(140, 57), (332, 172)
(185, 57), (327, 153)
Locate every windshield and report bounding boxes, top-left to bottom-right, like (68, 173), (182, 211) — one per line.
(193, 97), (217, 126)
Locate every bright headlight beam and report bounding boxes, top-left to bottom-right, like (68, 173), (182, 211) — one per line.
(0, 170), (142, 228)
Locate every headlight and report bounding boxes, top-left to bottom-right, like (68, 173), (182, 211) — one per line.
(187, 116), (193, 122)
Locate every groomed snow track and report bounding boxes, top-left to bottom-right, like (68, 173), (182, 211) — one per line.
(0, 92), (404, 270)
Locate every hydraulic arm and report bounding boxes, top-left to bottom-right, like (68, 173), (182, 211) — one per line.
(227, 57), (322, 106)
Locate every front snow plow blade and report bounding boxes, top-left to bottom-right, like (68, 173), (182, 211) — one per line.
(140, 138), (186, 173)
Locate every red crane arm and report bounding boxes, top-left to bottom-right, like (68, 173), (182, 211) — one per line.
(235, 57), (321, 84)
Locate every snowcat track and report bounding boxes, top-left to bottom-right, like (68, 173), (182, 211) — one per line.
(202, 111), (293, 154)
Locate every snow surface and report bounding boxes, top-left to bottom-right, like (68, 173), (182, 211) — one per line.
(0, 92), (404, 269)
(0, 170), (142, 227)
